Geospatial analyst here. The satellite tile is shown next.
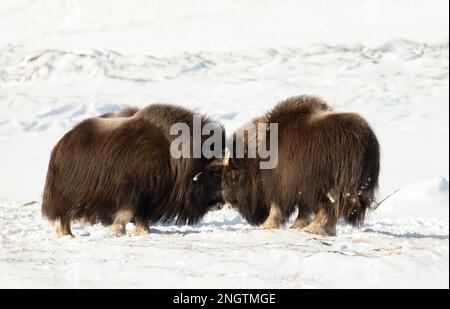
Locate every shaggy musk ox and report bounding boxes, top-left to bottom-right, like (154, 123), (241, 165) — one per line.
(42, 104), (225, 236)
(222, 96), (380, 236)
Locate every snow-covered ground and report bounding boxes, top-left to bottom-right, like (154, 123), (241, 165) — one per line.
(0, 178), (448, 288)
(0, 0), (448, 288)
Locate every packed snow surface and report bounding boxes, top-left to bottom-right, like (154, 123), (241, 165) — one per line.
(0, 0), (448, 288)
(1, 178), (448, 288)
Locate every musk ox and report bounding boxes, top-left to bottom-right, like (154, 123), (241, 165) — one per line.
(42, 104), (225, 237)
(222, 95), (380, 236)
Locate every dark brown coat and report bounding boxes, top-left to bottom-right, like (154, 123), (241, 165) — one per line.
(222, 96), (380, 235)
(42, 104), (225, 236)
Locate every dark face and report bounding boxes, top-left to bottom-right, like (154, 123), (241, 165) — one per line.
(221, 157), (269, 225)
(221, 158), (251, 210)
(193, 160), (224, 211)
(222, 159), (245, 209)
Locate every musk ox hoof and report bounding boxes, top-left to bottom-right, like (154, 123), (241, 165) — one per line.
(290, 219), (310, 230)
(260, 220), (280, 229)
(54, 219), (73, 237)
(55, 230), (74, 238)
(109, 224), (126, 237)
(78, 218), (93, 226)
(304, 221), (336, 236)
(134, 225), (151, 236)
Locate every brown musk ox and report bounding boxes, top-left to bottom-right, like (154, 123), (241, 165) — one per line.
(42, 104), (225, 237)
(221, 95), (380, 236)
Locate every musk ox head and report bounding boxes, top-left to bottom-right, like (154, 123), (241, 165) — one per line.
(221, 150), (269, 226)
(191, 159), (225, 212)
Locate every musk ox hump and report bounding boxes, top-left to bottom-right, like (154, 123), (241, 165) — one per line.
(308, 110), (335, 124)
(93, 117), (131, 134)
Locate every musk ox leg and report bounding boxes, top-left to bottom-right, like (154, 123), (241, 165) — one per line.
(134, 218), (150, 236)
(290, 206), (311, 230)
(109, 209), (133, 236)
(260, 203), (282, 229)
(78, 217), (93, 226)
(54, 218), (73, 237)
(304, 209), (337, 236)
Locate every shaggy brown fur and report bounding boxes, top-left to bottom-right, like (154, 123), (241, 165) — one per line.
(222, 95), (380, 236)
(42, 104), (225, 236)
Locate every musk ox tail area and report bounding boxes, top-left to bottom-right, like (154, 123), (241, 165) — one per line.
(42, 143), (61, 222)
(42, 140), (74, 236)
(326, 113), (380, 227)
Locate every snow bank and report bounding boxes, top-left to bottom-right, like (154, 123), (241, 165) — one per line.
(374, 177), (449, 219)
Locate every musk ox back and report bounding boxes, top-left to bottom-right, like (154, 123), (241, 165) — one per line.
(42, 104), (225, 236)
(222, 95), (380, 236)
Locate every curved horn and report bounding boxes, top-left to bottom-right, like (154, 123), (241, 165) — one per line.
(193, 172), (202, 181)
(223, 149), (230, 166)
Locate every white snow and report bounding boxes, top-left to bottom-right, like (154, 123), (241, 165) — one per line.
(0, 0), (448, 288)
(1, 179), (448, 288)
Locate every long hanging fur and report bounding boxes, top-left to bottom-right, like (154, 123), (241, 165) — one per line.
(42, 104), (225, 235)
(222, 95), (380, 229)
